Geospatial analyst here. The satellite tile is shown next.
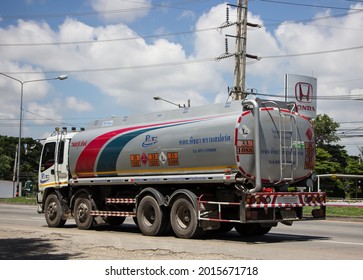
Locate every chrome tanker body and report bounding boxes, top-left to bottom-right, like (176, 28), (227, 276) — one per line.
(37, 99), (326, 239)
(70, 100), (313, 186)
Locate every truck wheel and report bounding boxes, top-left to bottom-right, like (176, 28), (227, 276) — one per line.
(74, 195), (94, 230)
(234, 223), (272, 236)
(137, 195), (169, 236)
(255, 225), (272, 235)
(44, 194), (66, 227)
(170, 197), (203, 239)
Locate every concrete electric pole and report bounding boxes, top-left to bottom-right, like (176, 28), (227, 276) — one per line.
(233, 0), (248, 100)
(217, 1), (259, 101)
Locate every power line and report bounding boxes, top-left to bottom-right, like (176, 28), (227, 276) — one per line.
(260, 0), (363, 11)
(339, 134), (363, 138)
(0, 107), (80, 128)
(261, 45), (363, 59)
(3, 43), (362, 75)
(0, 27), (217, 47)
(250, 91), (363, 101)
(0, 7), (151, 20)
(22, 108), (76, 126)
(0, 0), (208, 20)
(261, 14), (363, 31)
(258, 1), (363, 30)
(3, 57), (216, 75)
(339, 120), (363, 124)
(0, 2), (361, 49)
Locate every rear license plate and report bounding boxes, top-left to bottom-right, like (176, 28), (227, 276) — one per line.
(280, 209), (297, 219)
(276, 196), (298, 204)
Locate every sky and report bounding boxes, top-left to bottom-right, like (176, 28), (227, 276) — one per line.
(0, 0), (362, 156)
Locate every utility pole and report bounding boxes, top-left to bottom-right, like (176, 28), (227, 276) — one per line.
(233, 0), (248, 100)
(217, 0), (259, 101)
(12, 145), (18, 197)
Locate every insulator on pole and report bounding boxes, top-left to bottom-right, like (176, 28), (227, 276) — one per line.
(247, 22), (261, 28)
(246, 53), (259, 60)
(226, 6), (230, 22)
(225, 37), (229, 54)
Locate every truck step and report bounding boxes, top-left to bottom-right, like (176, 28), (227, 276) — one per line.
(106, 198), (136, 204)
(90, 210), (136, 217)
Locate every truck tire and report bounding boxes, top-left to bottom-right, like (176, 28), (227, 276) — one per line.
(137, 195), (169, 236)
(234, 223), (272, 236)
(44, 193), (66, 227)
(170, 197), (203, 239)
(74, 195), (95, 230)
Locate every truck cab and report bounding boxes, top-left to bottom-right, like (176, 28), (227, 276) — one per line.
(37, 128), (76, 215)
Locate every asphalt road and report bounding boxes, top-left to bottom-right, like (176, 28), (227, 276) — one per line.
(0, 203), (362, 260)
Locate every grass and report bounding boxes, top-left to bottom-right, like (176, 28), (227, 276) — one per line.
(0, 196), (36, 205)
(324, 206), (363, 217)
(303, 205), (363, 217)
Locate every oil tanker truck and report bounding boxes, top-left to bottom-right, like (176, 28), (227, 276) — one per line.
(36, 98), (326, 238)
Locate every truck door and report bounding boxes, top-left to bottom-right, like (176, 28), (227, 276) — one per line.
(53, 139), (70, 186)
(39, 138), (69, 189)
(39, 141), (56, 188)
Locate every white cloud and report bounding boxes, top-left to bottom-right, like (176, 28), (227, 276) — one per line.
(65, 96), (93, 112)
(179, 10), (196, 21)
(269, 4), (363, 155)
(27, 101), (61, 124)
(90, 0), (152, 23)
(0, 3), (362, 154)
(0, 61), (54, 136)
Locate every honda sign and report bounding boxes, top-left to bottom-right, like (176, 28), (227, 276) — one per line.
(285, 74), (317, 118)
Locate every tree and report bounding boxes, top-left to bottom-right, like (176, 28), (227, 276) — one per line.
(312, 114), (340, 147)
(0, 153), (13, 180)
(0, 136), (17, 181)
(323, 144), (348, 171)
(314, 147), (341, 174)
(312, 114), (347, 174)
(344, 157), (363, 198)
(0, 135), (42, 183)
(359, 146), (363, 162)
(345, 157), (363, 175)
(313, 114), (346, 197)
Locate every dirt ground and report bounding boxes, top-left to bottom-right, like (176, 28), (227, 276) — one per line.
(0, 225), (241, 260)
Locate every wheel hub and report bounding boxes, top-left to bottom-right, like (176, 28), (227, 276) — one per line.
(77, 203), (89, 223)
(47, 202), (57, 220)
(176, 206), (191, 229)
(143, 205), (156, 226)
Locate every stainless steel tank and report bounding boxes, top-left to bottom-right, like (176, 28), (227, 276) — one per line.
(68, 100), (315, 185)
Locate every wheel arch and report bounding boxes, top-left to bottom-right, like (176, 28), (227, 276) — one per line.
(70, 187), (96, 213)
(136, 187), (166, 207)
(168, 189), (198, 209)
(41, 187), (66, 211)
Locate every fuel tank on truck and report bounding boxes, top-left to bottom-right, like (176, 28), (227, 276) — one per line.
(68, 99), (315, 185)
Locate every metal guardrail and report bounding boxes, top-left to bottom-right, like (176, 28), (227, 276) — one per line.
(327, 198), (363, 202)
(326, 199), (363, 208)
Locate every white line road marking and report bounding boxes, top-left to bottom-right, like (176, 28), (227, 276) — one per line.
(0, 217), (44, 221)
(314, 240), (363, 246)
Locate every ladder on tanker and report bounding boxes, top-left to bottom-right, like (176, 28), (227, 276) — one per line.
(279, 110), (298, 183)
(261, 100), (298, 184)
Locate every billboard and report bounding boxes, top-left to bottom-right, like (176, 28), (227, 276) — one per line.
(285, 74), (317, 118)
(0, 180), (14, 198)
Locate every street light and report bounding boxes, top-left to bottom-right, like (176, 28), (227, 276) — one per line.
(153, 96), (190, 108)
(0, 73), (68, 197)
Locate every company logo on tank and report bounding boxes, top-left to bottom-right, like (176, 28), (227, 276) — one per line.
(142, 135), (158, 147)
